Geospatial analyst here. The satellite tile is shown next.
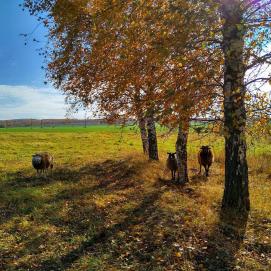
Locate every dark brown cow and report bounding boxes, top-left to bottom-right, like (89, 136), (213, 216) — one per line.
(198, 146), (214, 177)
(167, 152), (178, 180)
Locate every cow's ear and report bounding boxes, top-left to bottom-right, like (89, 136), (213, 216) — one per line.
(173, 152), (176, 155)
(167, 152), (170, 155)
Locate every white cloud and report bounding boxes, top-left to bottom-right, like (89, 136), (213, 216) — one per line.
(0, 85), (85, 120)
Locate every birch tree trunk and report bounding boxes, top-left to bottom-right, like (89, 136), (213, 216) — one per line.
(221, 0), (250, 212)
(175, 120), (189, 183)
(138, 117), (149, 155)
(146, 111), (159, 161)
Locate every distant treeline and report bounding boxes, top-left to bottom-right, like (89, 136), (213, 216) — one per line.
(0, 119), (108, 128)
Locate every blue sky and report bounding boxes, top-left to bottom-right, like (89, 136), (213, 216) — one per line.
(0, 0), (84, 120)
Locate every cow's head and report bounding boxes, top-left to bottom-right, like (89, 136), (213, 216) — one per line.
(200, 146), (211, 152)
(167, 152), (176, 160)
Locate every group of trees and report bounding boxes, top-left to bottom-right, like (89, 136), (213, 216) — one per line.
(23, 0), (271, 212)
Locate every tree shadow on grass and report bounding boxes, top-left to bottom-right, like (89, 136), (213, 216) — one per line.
(1, 158), (150, 270)
(190, 174), (209, 183)
(2, 158), (143, 189)
(28, 190), (165, 271)
(194, 209), (248, 271)
(156, 177), (201, 199)
(0, 159), (145, 225)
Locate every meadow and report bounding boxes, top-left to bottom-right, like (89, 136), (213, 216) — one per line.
(0, 125), (270, 271)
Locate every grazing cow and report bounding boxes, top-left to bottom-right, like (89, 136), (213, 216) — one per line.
(198, 146), (214, 177)
(167, 152), (178, 180)
(32, 152), (54, 176)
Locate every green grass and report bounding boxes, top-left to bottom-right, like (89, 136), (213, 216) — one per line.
(0, 124), (173, 133)
(0, 126), (270, 270)
(0, 125), (133, 133)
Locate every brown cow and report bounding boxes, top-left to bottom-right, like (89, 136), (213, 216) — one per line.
(167, 152), (178, 180)
(198, 146), (214, 177)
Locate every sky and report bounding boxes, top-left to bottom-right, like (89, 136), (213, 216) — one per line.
(0, 0), (84, 120)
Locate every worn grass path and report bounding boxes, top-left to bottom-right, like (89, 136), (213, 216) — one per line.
(0, 127), (270, 270)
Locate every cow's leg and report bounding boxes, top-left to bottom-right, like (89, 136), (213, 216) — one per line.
(199, 164), (202, 175)
(171, 170), (174, 180)
(203, 165), (207, 177)
(173, 170), (175, 180)
(205, 165), (209, 177)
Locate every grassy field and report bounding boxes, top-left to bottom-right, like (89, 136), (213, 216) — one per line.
(0, 126), (270, 271)
(0, 125), (133, 133)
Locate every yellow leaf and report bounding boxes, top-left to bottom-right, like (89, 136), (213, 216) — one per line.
(175, 252), (182, 257)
